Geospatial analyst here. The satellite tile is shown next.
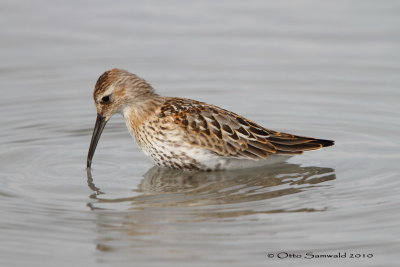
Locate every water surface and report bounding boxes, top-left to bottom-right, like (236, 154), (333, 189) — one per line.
(1, 0), (399, 266)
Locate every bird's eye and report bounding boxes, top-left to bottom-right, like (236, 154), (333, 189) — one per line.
(101, 95), (111, 104)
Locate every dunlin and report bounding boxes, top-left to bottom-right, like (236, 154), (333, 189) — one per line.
(87, 69), (334, 171)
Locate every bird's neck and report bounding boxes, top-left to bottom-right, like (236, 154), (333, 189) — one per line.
(122, 96), (164, 129)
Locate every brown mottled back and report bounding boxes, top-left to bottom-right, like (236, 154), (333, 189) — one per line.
(158, 97), (334, 159)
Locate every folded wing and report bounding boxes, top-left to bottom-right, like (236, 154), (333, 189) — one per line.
(159, 97), (334, 159)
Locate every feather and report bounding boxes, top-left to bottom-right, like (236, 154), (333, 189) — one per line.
(158, 97), (334, 160)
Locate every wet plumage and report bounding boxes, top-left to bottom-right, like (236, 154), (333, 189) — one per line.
(87, 69), (334, 171)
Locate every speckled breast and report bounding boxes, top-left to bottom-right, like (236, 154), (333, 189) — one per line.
(132, 118), (209, 170)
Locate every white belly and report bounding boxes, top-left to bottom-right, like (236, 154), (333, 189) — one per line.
(140, 139), (291, 171)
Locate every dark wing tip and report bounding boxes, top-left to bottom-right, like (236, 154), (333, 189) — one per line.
(317, 139), (335, 147)
(269, 135), (334, 155)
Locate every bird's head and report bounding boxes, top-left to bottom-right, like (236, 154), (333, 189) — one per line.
(87, 68), (155, 168)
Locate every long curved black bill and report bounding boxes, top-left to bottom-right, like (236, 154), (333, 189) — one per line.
(87, 114), (107, 168)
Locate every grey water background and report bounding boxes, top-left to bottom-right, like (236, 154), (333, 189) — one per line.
(1, 0), (399, 266)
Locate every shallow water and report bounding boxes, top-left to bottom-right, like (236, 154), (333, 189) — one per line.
(1, 0), (400, 266)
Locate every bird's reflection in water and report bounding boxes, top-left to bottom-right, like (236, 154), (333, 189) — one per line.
(87, 163), (335, 212)
(86, 163), (335, 256)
